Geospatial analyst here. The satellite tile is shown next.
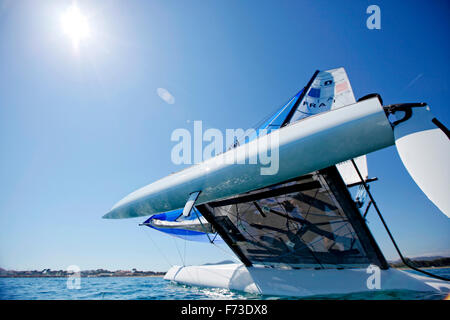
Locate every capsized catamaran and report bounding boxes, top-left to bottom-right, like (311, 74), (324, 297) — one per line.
(125, 68), (369, 244)
(104, 67), (450, 297)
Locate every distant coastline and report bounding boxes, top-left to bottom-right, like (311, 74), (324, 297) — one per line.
(394, 266), (450, 270)
(388, 257), (450, 269)
(2, 257), (448, 278)
(0, 268), (166, 278)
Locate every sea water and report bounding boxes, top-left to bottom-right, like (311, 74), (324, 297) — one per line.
(0, 268), (449, 300)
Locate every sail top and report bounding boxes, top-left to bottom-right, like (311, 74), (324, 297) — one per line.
(289, 68), (357, 123)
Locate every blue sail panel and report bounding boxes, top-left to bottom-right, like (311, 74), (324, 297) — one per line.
(146, 224), (223, 243)
(244, 89), (303, 143)
(258, 89), (303, 131)
(143, 208), (223, 243)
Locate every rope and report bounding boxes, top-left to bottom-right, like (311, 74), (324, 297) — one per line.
(350, 159), (449, 282)
(141, 227), (173, 268)
(172, 237), (185, 266)
(210, 242), (241, 263)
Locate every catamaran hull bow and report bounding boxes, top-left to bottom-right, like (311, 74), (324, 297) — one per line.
(164, 263), (450, 298)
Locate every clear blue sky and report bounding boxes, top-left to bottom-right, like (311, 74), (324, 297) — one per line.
(0, 0), (449, 272)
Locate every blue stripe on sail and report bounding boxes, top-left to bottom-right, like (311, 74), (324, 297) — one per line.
(308, 87), (320, 98)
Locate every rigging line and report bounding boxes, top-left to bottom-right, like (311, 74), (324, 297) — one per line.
(237, 202), (254, 220)
(268, 231), (325, 268)
(258, 96), (298, 129)
(242, 222), (320, 262)
(172, 236), (185, 267)
(251, 94), (298, 128)
(256, 212), (356, 266)
(295, 110), (316, 116)
(141, 227), (173, 268)
(200, 214), (241, 262)
(273, 196), (291, 231)
(273, 227), (360, 264)
(232, 72), (316, 147)
(281, 197), (301, 233)
(350, 159), (450, 282)
(183, 235), (187, 267)
(282, 70), (320, 127)
(194, 210), (214, 243)
(236, 203), (241, 229)
(235, 218), (287, 256)
(247, 207), (347, 240)
(221, 201), (327, 260)
(232, 111), (277, 147)
(263, 221), (353, 255)
(211, 242), (241, 263)
(233, 92), (301, 147)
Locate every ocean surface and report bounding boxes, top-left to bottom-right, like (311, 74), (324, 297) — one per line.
(1, 268), (449, 300)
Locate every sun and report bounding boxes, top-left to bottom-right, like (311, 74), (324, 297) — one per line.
(60, 4), (90, 50)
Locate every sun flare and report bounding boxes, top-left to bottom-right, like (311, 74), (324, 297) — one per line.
(60, 4), (90, 50)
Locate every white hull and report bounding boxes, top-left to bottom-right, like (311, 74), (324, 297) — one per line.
(164, 264), (450, 298)
(105, 97), (394, 219)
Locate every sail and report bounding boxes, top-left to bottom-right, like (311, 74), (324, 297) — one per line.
(255, 89), (303, 133)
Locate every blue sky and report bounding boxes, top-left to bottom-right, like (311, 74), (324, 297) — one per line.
(0, 0), (449, 272)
